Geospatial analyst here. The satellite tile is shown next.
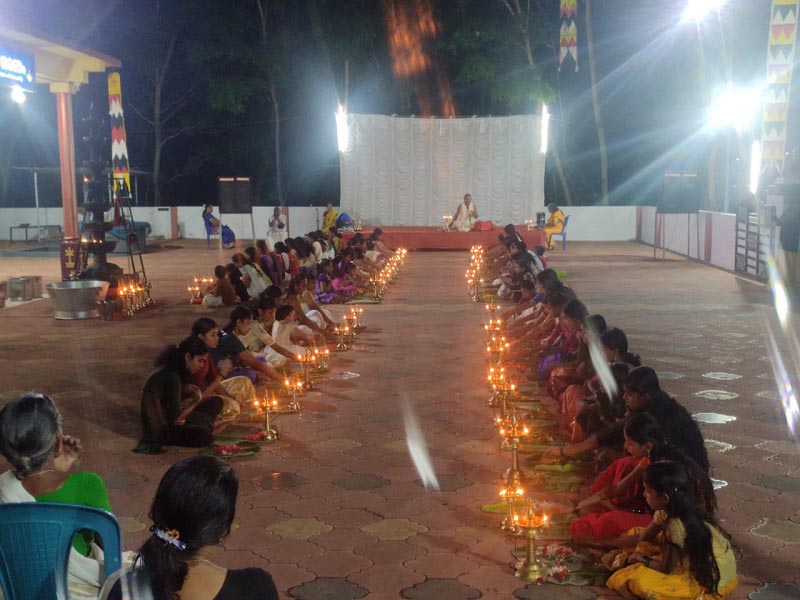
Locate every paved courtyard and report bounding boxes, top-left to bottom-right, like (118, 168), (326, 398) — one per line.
(0, 240), (798, 599)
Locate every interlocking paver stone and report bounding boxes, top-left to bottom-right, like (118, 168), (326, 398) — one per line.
(288, 578), (369, 600)
(333, 473), (392, 490)
(401, 578), (482, 599)
(267, 517), (333, 540)
(755, 475), (800, 494)
(361, 518), (428, 540)
(257, 472), (309, 490)
(105, 471), (147, 489)
(414, 473), (473, 491)
(748, 583), (800, 599)
(513, 584), (597, 599)
(751, 519), (800, 544)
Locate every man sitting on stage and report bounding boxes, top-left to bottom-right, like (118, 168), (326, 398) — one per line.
(448, 193), (478, 232)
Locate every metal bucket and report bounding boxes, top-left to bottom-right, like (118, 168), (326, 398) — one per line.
(45, 280), (110, 320)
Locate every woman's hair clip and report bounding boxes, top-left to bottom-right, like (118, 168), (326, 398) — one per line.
(150, 525), (187, 551)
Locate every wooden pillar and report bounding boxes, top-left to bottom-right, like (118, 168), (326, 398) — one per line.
(56, 91), (78, 238)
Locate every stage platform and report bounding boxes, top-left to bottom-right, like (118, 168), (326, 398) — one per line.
(342, 226), (547, 251)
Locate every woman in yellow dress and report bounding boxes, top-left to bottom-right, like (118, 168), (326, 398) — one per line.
(605, 461), (737, 599)
(322, 203), (338, 232)
(542, 203), (565, 250)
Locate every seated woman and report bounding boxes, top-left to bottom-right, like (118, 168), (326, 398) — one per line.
(232, 251), (270, 298)
(225, 263), (250, 303)
(190, 318), (257, 417)
(332, 262), (363, 301)
(0, 392), (114, 596)
(137, 337), (224, 452)
(548, 313), (608, 400)
(369, 228), (394, 257)
(284, 278), (329, 340)
(255, 240), (282, 287)
(540, 203), (566, 250)
(240, 297), (301, 368)
(299, 272), (337, 328)
(203, 204), (235, 249)
(272, 304), (317, 356)
(214, 307), (285, 384)
(110, 456), (278, 600)
(605, 461), (737, 599)
(316, 259), (342, 304)
(322, 203), (338, 232)
(569, 413), (662, 546)
(537, 298), (587, 383)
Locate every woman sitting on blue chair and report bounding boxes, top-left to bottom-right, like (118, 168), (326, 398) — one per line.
(203, 204), (236, 249)
(0, 392), (114, 596)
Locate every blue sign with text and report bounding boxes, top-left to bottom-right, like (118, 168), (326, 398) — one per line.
(0, 46), (35, 91)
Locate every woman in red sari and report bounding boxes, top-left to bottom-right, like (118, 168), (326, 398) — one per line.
(569, 413), (661, 546)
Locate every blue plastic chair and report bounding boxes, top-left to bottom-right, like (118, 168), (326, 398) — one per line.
(204, 217), (220, 249)
(0, 502), (122, 600)
(551, 215), (570, 250)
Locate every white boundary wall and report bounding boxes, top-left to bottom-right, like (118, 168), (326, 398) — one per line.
(637, 206), (736, 272)
(0, 205), (637, 242)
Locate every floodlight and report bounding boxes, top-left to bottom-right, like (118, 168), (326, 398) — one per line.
(682, 0), (727, 23)
(335, 104), (349, 153)
(707, 86), (761, 133)
(10, 85), (25, 105)
(540, 104), (550, 155)
(749, 140), (761, 195)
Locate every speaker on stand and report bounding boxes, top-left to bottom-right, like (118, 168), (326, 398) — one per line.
(218, 177), (255, 244)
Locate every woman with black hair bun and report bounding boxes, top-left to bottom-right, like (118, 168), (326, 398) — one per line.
(136, 337), (223, 453)
(110, 456), (278, 600)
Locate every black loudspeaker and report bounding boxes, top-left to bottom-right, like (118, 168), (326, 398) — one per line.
(659, 173), (701, 214)
(218, 177), (252, 213)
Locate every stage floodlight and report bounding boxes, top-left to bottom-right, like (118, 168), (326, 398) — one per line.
(336, 104), (349, 153)
(540, 104), (550, 155)
(707, 86), (761, 133)
(10, 85), (25, 105)
(682, 0), (727, 23)
(749, 140), (761, 195)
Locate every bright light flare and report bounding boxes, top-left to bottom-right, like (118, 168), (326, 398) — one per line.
(749, 140), (762, 195)
(10, 85), (25, 105)
(707, 86), (762, 133)
(335, 104), (349, 153)
(682, 0), (727, 23)
(588, 335), (618, 400)
(764, 321), (800, 441)
(540, 104), (550, 155)
(401, 396), (440, 491)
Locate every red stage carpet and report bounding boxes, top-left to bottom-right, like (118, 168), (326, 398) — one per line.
(342, 226), (547, 251)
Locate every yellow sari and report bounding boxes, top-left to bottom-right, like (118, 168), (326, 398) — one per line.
(544, 209), (565, 249)
(606, 519), (737, 599)
(322, 209), (338, 232)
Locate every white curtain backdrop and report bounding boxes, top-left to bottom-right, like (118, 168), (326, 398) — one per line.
(339, 114), (545, 227)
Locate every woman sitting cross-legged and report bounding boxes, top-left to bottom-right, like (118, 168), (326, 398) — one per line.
(213, 307), (286, 384)
(109, 456), (278, 600)
(0, 392), (114, 596)
(136, 337), (224, 453)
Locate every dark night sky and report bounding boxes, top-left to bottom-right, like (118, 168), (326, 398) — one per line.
(0, 0), (784, 207)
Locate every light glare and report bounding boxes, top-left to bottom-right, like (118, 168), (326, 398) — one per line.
(540, 104), (549, 155)
(682, 0), (727, 23)
(749, 141), (762, 195)
(10, 85), (25, 105)
(335, 104), (349, 153)
(707, 86), (761, 133)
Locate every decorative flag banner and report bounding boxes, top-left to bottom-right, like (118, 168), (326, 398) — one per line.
(761, 0), (799, 175)
(108, 72), (131, 198)
(559, 0), (578, 71)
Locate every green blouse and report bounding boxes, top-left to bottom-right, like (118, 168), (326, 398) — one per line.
(140, 365), (183, 443)
(35, 471), (112, 556)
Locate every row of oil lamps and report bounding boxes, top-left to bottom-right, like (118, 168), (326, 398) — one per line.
(469, 245), (553, 583)
(368, 248), (408, 300)
(116, 275), (154, 316)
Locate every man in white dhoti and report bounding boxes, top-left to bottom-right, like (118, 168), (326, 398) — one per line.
(448, 193), (478, 232)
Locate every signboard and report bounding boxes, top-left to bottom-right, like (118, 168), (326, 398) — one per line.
(0, 45), (35, 91)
